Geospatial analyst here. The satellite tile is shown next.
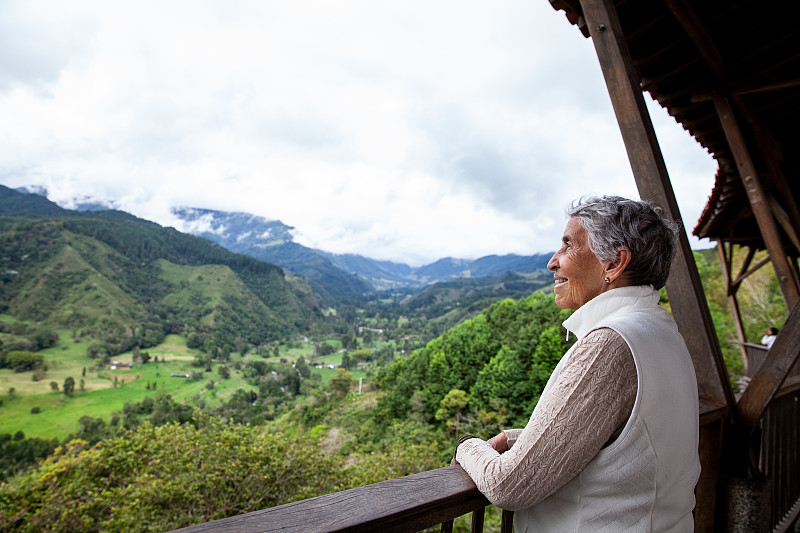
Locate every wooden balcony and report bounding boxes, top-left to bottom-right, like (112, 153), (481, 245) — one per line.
(168, 404), (737, 533)
(170, 464), (512, 533)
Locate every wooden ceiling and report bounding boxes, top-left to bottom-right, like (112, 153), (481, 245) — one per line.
(550, 0), (800, 251)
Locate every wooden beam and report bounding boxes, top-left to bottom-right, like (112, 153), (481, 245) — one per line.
(692, 78), (800, 103)
(735, 95), (800, 255)
(716, 241), (748, 364)
(737, 299), (800, 432)
(712, 93), (800, 307)
(663, 0), (726, 77)
(769, 193), (800, 253)
(732, 246), (759, 290)
(578, 0), (735, 411)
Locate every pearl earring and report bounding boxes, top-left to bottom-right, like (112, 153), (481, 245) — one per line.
(604, 277), (611, 283)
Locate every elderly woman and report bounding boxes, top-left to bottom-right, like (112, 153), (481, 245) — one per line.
(453, 196), (701, 532)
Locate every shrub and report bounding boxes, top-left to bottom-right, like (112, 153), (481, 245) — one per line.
(2, 351), (45, 372)
(0, 413), (348, 532)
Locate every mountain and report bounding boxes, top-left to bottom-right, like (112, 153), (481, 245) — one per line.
(172, 207), (373, 304)
(171, 207), (553, 291)
(0, 186), (320, 355)
(319, 252), (415, 288)
(6, 188), (553, 300)
(1, 185), (70, 217)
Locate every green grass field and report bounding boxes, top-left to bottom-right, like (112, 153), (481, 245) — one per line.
(0, 333), (256, 439)
(0, 331), (372, 439)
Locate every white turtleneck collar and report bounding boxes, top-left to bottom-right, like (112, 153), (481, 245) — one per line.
(562, 285), (660, 341)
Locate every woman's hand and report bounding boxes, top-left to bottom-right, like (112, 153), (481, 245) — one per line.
(487, 431), (508, 453)
(451, 432), (507, 466)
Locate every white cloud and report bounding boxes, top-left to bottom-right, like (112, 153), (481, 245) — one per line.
(0, 0), (716, 266)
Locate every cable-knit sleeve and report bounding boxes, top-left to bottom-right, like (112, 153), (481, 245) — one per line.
(455, 327), (636, 511)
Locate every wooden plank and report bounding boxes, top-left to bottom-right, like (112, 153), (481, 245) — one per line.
(577, 0), (735, 410)
(500, 510), (514, 533)
(699, 400), (729, 425)
(696, 419), (724, 533)
(169, 466), (489, 533)
(470, 507), (485, 533)
(737, 300), (800, 432)
(712, 92), (800, 307)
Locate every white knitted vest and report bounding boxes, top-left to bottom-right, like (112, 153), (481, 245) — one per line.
(516, 286), (701, 532)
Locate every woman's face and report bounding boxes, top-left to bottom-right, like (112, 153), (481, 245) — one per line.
(547, 217), (608, 310)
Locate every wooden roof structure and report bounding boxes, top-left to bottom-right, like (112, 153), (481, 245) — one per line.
(546, 0), (800, 530)
(171, 3), (800, 532)
(551, 0), (800, 301)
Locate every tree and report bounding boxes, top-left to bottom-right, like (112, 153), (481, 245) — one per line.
(340, 352), (352, 370)
(63, 377), (75, 396)
(3, 351), (45, 372)
(532, 326), (564, 373)
(316, 343), (335, 356)
(50, 381), (59, 392)
(470, 346), (532, 424)
(32, 328), (59, 350)
(204, 340), (218, 359)
(351, 349), (374, 363)
(328, 369), (353, 397)
(435, 389), (469, 434)
(295, 356), (310, 379)
(217, 366), (230, 379)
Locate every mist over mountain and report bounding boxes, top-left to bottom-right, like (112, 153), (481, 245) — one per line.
(170, 207), (553, 290)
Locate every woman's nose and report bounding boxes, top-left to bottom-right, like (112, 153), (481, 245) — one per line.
(547, 253), (558, 271)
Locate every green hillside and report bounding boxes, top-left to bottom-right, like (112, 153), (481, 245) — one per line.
(0, 216), (320, 356)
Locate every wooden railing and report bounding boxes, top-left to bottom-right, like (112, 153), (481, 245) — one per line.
(164, 384), (798, 533)
(171, 465), (512, 533)
(168, 405), (733, 533)
(744, 343), (800, 532)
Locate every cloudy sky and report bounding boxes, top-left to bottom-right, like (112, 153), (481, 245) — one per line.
(0, 0), (717, 266)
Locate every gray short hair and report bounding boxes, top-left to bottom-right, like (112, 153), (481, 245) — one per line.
(566, 195), (680, 289)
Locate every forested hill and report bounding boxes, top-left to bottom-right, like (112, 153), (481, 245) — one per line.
(0, 213), (320, 357)
(376, 291), (574, 429)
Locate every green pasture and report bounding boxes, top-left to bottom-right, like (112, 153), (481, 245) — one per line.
(312, 366), (367, 387)
(0, 326), (371, 439)
(0, 333), (254, 439)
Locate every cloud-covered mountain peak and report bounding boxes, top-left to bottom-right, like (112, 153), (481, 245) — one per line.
(171, 207), (295, 248)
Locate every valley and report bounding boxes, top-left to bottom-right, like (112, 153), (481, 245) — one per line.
(0, 184), (787, 531)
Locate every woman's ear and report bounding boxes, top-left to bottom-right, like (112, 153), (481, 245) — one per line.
(606, 247), (631, 283)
